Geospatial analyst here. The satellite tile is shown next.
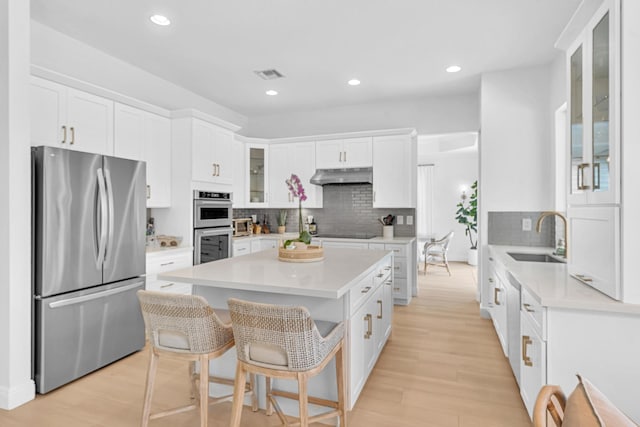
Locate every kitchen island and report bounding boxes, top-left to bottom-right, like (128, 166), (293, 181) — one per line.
(159, 247), (394, 414)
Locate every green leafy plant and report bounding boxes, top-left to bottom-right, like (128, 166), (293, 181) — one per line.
(455, 180), (478, 249)
(277, 210), (288, 227)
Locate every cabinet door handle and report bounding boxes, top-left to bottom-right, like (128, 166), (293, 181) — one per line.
(373, 191), (376, 202)
(489, 257), (494, 261)
(488, 277), (494, 283)
(344, 151), (347, 162)
(212, 163), (216, 176)
(494, 287), (502, 305)
(377, 300), (383, 319)
(339, 151), (342, 162)
(574, 274), (593, 282)
(593, 162), (600, 190)
(61, 125), (67, 144)
(361, 286), (371, 294)
(160, 283), (175, 289)
(522, 335), (533, 367)
(160, 261), (175, 267)
(577, 163), (590, 190)
(523, 303), (535, 313)
(147, 185), (151, 199)
(69, 127), (75, 145)
(364, 314), (372, 339)
(376, 273), (384, 278)
(393, 287), (400, 291)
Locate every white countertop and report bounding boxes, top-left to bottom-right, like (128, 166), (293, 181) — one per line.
(159, 247), (392, 299)
(489, 245), (640, 315)
(233, 233), (415, 245)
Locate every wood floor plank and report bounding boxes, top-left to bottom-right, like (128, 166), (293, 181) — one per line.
(0, 262), (530, 426)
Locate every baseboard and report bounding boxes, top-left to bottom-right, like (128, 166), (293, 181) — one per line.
(479, 306), (491, 319)
(0, 379), (35, 410)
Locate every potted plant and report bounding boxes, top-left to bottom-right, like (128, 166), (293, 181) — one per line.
(277, 210), (287, 234)
(455, 180), (478, 265)
(284, 174), (312, 248)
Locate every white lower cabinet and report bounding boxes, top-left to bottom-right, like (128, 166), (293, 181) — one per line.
(232, 241), (251, 257)
(520, 310), (546, 419)
(488, 260), (508, 357)
(348, 256), (392, 405)
(145, 249), (193, 294)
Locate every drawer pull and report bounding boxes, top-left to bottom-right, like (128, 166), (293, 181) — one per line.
(494, 287), (502, 305)
(522, 335), (533, 367)
(361, 286), (372, 294)
(523, 303), (535, 313)
(393, 287), (400, 291)
(160, 283), (175, 289)
(575, 274), (593, 282)
(384, 280), (392, 286)
(377, 300), (383, 319)
(160, 261), (175, 267)
(384, 266), (392, 271)
(376, 273), (384, 278)
(489, 257), (494, 261)
(488, 278), (494, 283)
(364, 314), (372, 339)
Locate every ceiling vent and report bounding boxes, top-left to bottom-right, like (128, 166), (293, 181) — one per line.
(254, 69), (285, 80)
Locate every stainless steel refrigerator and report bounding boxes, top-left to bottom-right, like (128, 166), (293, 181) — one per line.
(32, 146), (146, 393)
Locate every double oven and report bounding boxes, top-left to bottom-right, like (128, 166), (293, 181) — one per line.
(193, 190), (233, 265)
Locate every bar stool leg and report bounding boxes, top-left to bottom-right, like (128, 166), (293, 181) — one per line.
(141, 348), (159, 427)
(189, 361), (198, 402)
(198, 355), (209, 427)
(230, 363), (247, 427)
(249, 374), (258, 412)
(297, 373), (309, 427)
(266, 376), (273, 416)
(335, 345), (347, 427)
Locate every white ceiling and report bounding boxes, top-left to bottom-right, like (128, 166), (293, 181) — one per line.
(30, 0), (581, 117)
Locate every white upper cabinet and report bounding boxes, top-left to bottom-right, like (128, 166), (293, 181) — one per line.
(245, 144), (269, 207)
(269, 142), (322, 208)
(315, 137), (372, 169)
(114, 103), (171, 207)
(144, 113), (171, 208)
(372, 134), (416, 208)
(192, 119), (233, 185)
(31, 76), (114, 155)
(232, 137), (246, 208)
(567, 0), (620, 206)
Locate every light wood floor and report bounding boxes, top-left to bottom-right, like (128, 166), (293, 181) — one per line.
(0, 262), (531, 426)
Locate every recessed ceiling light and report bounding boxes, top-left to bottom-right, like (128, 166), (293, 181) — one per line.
(266, 90), (278, 96)
(150, 15), (171, 26)
(348, 79), (361, 86)
(446, 65), (462, 73)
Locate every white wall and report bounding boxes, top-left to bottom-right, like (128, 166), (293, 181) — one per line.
(479, 64), (554, 310)
(418, 136), (478, 262)
(30, 21), (248, 128)
(0, 0), (36, 410)
(242, 93), (480, 138)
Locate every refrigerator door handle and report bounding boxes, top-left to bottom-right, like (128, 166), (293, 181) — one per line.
(104, 168), (115, 264)
(48, 281), (144, 309)
(96, 168), (108, 266)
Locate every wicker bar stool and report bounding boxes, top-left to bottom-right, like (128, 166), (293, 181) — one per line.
(227, 298), (347, 427)
(137, 290), (257, 427)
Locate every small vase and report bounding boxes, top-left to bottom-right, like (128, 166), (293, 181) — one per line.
(277, 225), (286, 234)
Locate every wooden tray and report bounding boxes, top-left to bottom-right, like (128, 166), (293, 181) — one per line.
(278, 245), (324, 263)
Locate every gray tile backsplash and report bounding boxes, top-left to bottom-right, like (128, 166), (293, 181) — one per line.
(235, 184), (416, 237)
(488, 211), (555, 247)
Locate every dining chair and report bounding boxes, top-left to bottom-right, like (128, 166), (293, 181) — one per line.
(423, 231), (454, 275)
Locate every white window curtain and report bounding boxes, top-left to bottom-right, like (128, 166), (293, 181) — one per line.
(416, 165), (434, 240)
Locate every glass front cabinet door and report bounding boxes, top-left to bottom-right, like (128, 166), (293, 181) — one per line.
(245, 144), (269, 208)
(567, 0), (620, 206)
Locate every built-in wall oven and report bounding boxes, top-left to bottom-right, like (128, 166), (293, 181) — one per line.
(193, 190), (233, 265)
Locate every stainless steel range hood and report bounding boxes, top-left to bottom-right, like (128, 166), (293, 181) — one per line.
(310, 167), (373, 185)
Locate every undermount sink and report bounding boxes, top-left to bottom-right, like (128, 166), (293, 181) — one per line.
(507, 252), (566, 263)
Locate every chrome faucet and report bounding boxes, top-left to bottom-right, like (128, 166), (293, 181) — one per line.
(536, 211), (568, 258)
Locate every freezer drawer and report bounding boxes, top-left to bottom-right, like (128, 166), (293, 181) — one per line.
(34, 278), (145, 393)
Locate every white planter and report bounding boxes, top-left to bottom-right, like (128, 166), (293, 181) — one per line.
(467, 248), (478, 266)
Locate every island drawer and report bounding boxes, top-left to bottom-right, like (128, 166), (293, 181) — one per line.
(521, 287), (546, 340)
(392, 257), (407, 279)
(350, 271), (376, 314)
(146, 277), (192, 295)
(392, 278), (408, 300)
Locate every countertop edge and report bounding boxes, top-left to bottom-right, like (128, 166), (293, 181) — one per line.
(489, 245), (640, 315)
